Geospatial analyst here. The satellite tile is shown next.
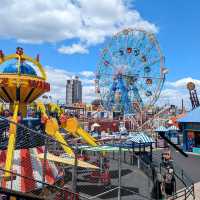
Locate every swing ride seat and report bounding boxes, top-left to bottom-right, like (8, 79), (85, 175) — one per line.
(100, 171), (111, 185)
(89, 171), (101, 183)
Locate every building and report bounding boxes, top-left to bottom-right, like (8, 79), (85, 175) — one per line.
(66, 76), (82, 105)
(178, 107), (200, 153)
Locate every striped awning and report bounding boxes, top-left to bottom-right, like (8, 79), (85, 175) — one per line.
(155, 126), (168, 132)
(0, 146), (62, 193)
(77, 145), (129, 152)
(168, 125), (179, 131)
(127, 133), (154, 143)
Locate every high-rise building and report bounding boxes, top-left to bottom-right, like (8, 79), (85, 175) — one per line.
(66, 76), (82, 105)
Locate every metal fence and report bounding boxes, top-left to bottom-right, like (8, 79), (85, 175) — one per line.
(0, 116), (156, 200)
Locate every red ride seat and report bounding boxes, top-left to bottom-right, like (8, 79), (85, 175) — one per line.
(89, 171), (101, 183)
(101, 171), (111, 185)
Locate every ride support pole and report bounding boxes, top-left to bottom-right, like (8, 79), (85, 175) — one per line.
(72, 141), (78, 193)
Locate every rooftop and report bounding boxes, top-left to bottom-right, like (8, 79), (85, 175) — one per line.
(178, 107), (200, 123)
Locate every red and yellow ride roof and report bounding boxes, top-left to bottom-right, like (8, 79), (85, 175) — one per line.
(0, 47), (50, 104)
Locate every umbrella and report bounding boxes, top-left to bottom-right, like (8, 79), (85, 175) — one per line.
(168, 125), (179, 131)
(91, 123), (100, 131)
(127, 133), (154, 143)
(155, 126), (168, 132)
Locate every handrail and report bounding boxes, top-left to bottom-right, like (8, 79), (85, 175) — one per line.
(159, 163), (195, 200)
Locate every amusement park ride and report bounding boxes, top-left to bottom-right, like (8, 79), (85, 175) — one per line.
(0, 47), (98, 193)
(0, 29), (190, 198)
(95, 28), (168, 128)
(95, 28), (188, 157)
(96, 29), (167, 114)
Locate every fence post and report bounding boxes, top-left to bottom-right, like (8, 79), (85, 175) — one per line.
(150, 143), (153, 162)
(139, 143), (141, 155)
(118, 134), (122, 200)
(137, 156), (140, 169)
(131, 142), (134, 165)
(72, 141), (78, 193)
(43, 137), (48, 189)
(193, 184), (195, 200)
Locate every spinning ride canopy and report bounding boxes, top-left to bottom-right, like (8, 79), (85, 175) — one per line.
(96, 29), (166, 114)
(0, 48), (50, 116)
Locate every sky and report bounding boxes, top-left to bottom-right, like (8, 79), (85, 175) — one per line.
(0, 0), (199, 108)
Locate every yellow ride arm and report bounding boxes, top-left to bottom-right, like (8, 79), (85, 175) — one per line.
(64, 117), (98, 147)
(36, 101), (48, 118)
(36, 101), (74, 157)
(48, 103), (62, 117)
(4, 102), (19, 178)
(45, 118), (74, 157)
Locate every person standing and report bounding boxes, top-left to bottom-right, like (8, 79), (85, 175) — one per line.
(164, 168), (175, 197)
(151, 173), (164, 199)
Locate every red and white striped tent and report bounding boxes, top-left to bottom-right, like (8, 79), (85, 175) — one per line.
(0, 146), (63, 193)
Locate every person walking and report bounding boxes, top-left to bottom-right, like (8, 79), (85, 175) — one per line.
(164, 168), (175, 197)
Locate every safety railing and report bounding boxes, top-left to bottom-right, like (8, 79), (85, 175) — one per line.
(170, 185), (194, 200)
(0, 167), (83, 200)
(159, 162), (195, 200)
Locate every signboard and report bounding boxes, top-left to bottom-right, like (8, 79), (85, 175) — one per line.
(29, 80), (50, 91)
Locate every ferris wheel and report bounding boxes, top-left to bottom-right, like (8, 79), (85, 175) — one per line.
(95, 28), (167, 115)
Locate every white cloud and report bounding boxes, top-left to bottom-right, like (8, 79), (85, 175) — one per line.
(81, 78), (94, 85)
(157, 77), (200, 109)
(58, 44), (89, 54)
(166, 77), (200, 89)
(82, 85), (96, 102)
(0, 0), (157, 53)
(44, 66), (95, 103)
(42, 70), (200, 109)
(79, 71), (94, 78)
(44, 66), (73, 103)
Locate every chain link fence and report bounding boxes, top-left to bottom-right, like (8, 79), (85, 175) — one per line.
(0, 116), (158, 200)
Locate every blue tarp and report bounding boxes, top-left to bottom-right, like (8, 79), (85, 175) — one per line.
(178, 107), (200, 123)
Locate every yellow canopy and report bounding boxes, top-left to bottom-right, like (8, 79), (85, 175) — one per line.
(36, 153), (99, 169)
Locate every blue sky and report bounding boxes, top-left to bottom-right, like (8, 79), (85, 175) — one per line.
(0, 0), (199, 107)
(135, 0), (200, 80)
